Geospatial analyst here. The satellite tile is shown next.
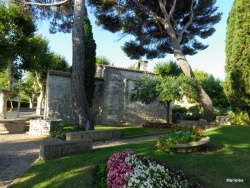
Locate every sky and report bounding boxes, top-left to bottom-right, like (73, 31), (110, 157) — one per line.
(37, 0), (234, 80)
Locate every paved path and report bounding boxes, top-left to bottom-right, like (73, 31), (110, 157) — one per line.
(0, 132), (162, 188)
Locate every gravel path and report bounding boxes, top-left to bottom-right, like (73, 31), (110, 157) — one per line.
(0, 132), (162, 188)
(0, 133), (54, 188)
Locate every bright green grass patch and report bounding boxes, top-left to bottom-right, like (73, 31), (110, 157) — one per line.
(12, 125), (250, 188)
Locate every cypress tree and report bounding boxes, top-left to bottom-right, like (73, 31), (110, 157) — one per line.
(224, 0), (250, 114)
(83, 7), (96, 107)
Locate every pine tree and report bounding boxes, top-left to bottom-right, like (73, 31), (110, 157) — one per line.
(88, 0), (222, 122)
(224, 0), (250, 115)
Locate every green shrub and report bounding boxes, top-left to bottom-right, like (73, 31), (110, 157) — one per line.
(228, 111), (250, 126)
(7, 100), (34, 108)
(156, 126), (204, 152)
(95, 163), (107, 188)
(213, 107), (228, 116)
(185, 106), (201, 120)
(50, 123), (81, 140)
(172, 105), (187, 121)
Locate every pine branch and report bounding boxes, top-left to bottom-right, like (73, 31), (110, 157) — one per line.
(177, 0), (195, 43)
(24, 0), (69, 7)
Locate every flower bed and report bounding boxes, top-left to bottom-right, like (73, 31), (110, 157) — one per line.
(156, 126), (206, 153)
(173, 136), (210, 153)
(106, 151), (201, 188)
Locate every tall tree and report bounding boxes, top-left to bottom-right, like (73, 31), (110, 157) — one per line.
(22, 35), (69, 115)
(224, 0), (250, 115)
(89, 0), (222, 122)
(130, 74), (200, 124)
(23, 0), (94, 130)
(83, 6), (96, 107)
(0, 2), (36, 118)
(21, 73), (40, 109)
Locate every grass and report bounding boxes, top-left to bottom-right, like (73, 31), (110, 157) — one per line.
(95, 124), (168, 137)
(12, 125), (250, 188)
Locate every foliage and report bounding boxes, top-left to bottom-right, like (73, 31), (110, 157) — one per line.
(172, 105), (188, 120)
(96, 56), (111, 65)
(106, 152), (201, 187)
(156, 127), (204, 152)
(95, 163), (108, 188)
(0, 2), (36, 69)
(213, 107), (228, 116)
(130, 74), (200, 124)
(228, 111), (250, 126)
(194, 69), (229, 108)
(83, 7), (96, 107)
(185, 106), (201, 120)
(89, 0), (221, 59)
(130, 76), (158, 104)
(154, 61), (182, 77)
(89, 0), (219, 122)
(172, 105), (202, 121)
(21, 72), (40, 107)
(224, 0), (250, 114)
(50, 123), (81, 140)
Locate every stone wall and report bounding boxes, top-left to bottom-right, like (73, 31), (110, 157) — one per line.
(29, 119), (62, 136)
(40, 139), (92, 160)
(45, 71), (74, 123)
(45, 66), (168, 125)
(0, 119), (26, 133)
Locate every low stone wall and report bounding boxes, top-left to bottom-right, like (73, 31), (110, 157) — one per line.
(66, 129), (121, 141)
(29, 119), (62, 136)
(0, 119), (26, 133)
(216, 116), (231, 125)
(40, 138), (92, 160)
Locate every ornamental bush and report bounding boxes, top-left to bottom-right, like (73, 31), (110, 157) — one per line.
(156, 126), (204, 152)
(228, 111), (250, 126)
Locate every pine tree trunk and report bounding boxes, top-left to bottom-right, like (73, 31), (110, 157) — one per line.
(173, 45), (214, 122)
(72, 0), (94, 130)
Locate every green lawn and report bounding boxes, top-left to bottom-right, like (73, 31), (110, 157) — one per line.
(12, 125), (250, 188)
(95, 125), (168, 137)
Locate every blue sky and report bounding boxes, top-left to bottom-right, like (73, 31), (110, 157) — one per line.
(37, 0), (234, 80)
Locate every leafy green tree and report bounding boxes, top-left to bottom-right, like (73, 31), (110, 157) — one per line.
(22, 35), (69, 115)
(0, 2), (36, 118)
(21, 73), (40, 109)
(154, 61), (182, 77)
(130, 75), (199, 124)
(96, 56), (111, 65)
(23, 0), (94, 130)
(0, 2), (36, 69)
(89, 0), (222, 122)
(194, 70), (229, 108)
(83, 7), (96, 107)
(224, 0), (250, 115)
